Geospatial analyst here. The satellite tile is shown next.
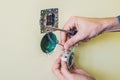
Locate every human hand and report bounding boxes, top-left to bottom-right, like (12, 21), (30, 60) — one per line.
(60, 16), (119, 50)
(52, 54), (95, 80)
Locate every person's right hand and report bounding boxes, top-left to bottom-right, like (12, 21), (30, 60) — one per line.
(61, 16), (119, 50)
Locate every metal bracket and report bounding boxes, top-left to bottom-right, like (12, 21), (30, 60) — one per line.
(40, 8), (58, 33)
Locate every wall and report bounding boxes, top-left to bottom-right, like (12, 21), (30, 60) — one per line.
(0, 0), (120, 80)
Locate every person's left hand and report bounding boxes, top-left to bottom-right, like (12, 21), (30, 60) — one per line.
(52, 54), (95, 80)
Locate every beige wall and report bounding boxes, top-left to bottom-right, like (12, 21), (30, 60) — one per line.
(0, 0), (120, 80)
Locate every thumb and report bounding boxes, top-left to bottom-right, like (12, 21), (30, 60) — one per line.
(61, 61), (71, 78)
(64, 33), (81, 50)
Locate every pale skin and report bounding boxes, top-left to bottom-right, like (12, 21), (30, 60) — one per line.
(52, 16), (120, 80)
(52, 54), (95, 80)
(61, 16), (120, 50)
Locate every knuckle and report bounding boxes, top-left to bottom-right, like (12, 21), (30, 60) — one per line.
(66, 40), (73, 47)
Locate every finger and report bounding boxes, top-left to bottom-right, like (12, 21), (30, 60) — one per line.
(53, 54), (63, 70)
(61, 61), (71, 78)
(72, 65), (92, 77)
(64, 31), (88, 50)
(64, 33), (81, 50)
(60, 26), (70, 45)
(81, 38), (91, 42)
(75, 43), (79, 46)
(60, 17), (75, 45)
(52, 55), (65, 80)
(69, 35), (80, 47)
(72, 64), (79, 69)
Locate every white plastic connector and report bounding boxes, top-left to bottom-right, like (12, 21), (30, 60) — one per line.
(61, 50), (68, 62)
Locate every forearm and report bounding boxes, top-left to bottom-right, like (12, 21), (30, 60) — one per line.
(101, 17), (120, 32)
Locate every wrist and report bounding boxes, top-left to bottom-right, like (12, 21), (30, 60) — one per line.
(100, 17), (119, 32)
